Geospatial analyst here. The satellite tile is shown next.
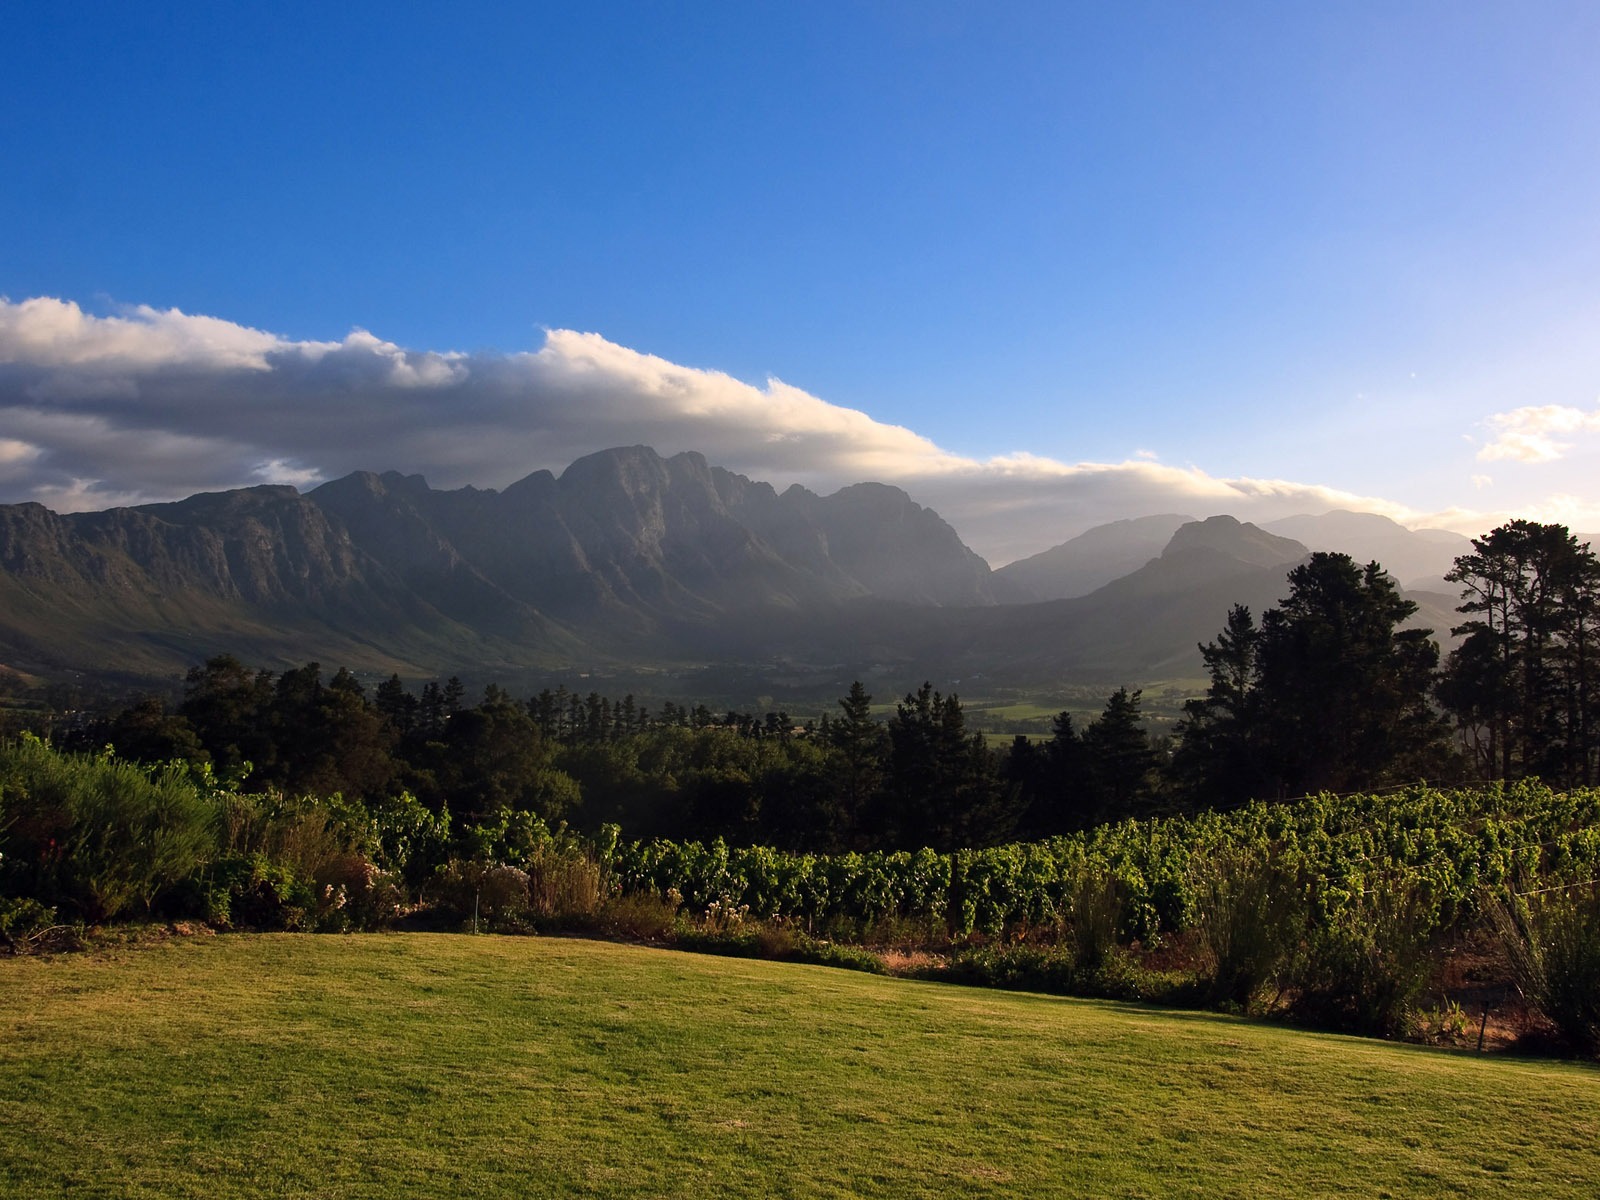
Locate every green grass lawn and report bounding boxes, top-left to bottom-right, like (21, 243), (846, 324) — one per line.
(2, 934), (1596, 1198)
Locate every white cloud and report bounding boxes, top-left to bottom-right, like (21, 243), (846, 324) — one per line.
(0, 437), (39, 465)
(251, 459), (325, 488)
(0, 295), (1490, 564)
(0, 436), (42, 485)
(0, 295), (294, 371)
(1478, 403), (1600, 463)
(1516, 493), (1600, 537)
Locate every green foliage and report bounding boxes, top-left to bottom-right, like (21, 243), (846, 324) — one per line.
(1190, 847), (1303, 1008)
(611, 779), (1600, 1018)
(1177, 555), (1453, 805)
(365, 790), (450, 882)
(1284, 883), (1434, 1037)
(1490, 885), (1600, 1058)
(0, 736), (216, 920)
(0, 736), (408, 932)
(0, 896), (57, 949)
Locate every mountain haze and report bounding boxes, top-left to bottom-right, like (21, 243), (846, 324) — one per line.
(0, 447), (998, 678)
(1261, 510), (1472, 589)
(0, 449), (1469, 690)
(992, 514), (1194, 600)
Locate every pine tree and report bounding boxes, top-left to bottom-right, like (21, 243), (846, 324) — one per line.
(1440, 521), (1600, 784)
(1081, 687), (1158, 821)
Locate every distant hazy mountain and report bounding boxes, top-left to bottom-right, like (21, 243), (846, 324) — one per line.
(0, 452), (1477, 689)
(928, 515), (1450, 682)
(0, 446), (1000, 677)
(968, 516), (1313, 679)
(1261, 510), (1471, 589)
(991, 514), (1194, 601)
(690, 515), (1318, 684)
(0, 483), (569, 678)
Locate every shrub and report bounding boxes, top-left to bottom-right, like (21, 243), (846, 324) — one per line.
(0, 737), (216, 920)
(669, 919), (888, 974)
(196, 854), (316, 930)
(596, 889), (681, 940)
(1412, 1000), (1473, 1047)
(933, 942), (1192, 1004)
(1285, 883), (1433, 1037)
(1190, 848), (1303, 1009)
(1489, 885), (1600, 1059)
(787, 937), (886, 974)
(432, 860), (531, 930)
(526, 846), (603, 921)
(1067, 870), (1123, 974)
(313, 852), (405, 932)
(367, 790), (451, 884)
(0, 896), (58, 951)
(942, 944), (1079, 994)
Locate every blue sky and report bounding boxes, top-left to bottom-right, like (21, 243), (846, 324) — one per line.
(3, 2), (1600, 562)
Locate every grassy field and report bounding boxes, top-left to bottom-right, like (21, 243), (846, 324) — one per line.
(2, 934), (1596, 1198)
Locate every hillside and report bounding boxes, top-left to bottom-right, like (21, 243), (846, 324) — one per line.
(3, 935), (1595, 1198)
(991, 513), (1194, 600)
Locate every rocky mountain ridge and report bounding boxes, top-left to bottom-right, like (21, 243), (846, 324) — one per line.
(0, 446), (1471, 687)
(0, 447), (997, 677)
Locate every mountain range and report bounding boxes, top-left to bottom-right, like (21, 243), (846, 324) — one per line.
(0, 445), (1474, 690)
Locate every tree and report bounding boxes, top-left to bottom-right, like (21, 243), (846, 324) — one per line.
(826, 682), (886, 846)
(1039, 710), (1094, 829)
(1175, 553), (1451, 803)
(439, 688), (575, 827)
(1255, 554), (1448, 795)
(257, 662), (395, 801)
(1439, 521), (1600, 785)
(103, 697), (209, 767)
(1001, 734), (1045, 834)
(883, 682), (1011, 850)
(374, 674), (418, 737)
(1081, 687), (1159, 821)
(1171, 605), (1263, 807)
(179, 654), (276, 782)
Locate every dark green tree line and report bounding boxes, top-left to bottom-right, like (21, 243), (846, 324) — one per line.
(1174, 553), (1452, 805)
(1437, 520), (1600, 786)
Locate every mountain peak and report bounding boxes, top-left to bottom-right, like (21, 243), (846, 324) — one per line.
(1163, 516), (1307, 567)
(991, 513), (1194, 602)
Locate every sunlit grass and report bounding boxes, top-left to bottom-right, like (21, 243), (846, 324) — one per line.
(2, 934), (1596, 1198)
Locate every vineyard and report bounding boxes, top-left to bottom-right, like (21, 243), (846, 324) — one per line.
(607, 782), (1600, 1047)
(4, 727), (1598, 1052)
(609, 781), (1600, 941)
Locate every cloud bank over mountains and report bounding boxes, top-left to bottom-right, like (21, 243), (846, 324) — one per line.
(1478, 403), (1600, 465)
(0, 296), (1509, 564)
